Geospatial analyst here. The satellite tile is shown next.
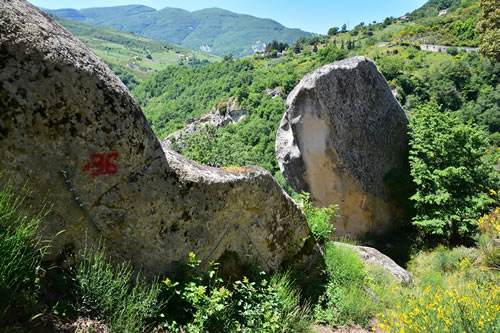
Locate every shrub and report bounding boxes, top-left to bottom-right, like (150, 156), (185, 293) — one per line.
(378, 258), (500, 332)
(0, 181), (47, 324)
(446, 47), (459, 56)
(161, 253), (312, 332)
(317, 44), (347, 65)
(476, 207), (500, 268)
(298, 192), (337, 244)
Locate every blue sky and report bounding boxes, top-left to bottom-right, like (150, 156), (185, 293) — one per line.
(29, 0), (428, 34)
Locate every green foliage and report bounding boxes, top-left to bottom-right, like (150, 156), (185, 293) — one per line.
(476, 0), (500, 62)
(314, 244), (378, 327)
(476, 207), (500, 269)
(162, 253), (311, 332)
(408, 102), (494, 239)
(73, 244), (163, 332)
(446, 46), (459, 56)
(371, 49), (499, 137)
(265, 40), (289, 53)
(447, 17), (477, 41)
(298, 192), (337, 244)
(317, 44), (348, 65)
(327, 27), (339, 36)
(0, 181), (47, 324)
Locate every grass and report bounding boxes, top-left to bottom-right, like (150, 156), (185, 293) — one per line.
(314, 244), (380, 328)
(0, 180), (48, 326)
(72, 244), (163, 332)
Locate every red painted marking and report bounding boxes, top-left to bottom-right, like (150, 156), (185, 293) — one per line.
(84, 152), (119, 177)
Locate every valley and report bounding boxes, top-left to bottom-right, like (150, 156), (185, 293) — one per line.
(1, 0), (498, 332)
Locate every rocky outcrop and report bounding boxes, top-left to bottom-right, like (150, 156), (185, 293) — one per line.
(333, 242), (412, 285)
(0, 0), (310, 276)
(163, 97), (248, 149)
(276, 56), (409, 236)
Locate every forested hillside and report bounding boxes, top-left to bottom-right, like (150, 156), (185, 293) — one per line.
(50, 15), (219, 89)
(130, 0), (498, 182)
(43, 5), (313, 57)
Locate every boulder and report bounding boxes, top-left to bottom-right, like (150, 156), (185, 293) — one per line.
(0, 0), (310, 276)
(276, 56), (409, 236)
(333, 242), (412, 285)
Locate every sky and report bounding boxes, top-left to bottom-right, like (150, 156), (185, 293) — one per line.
(28, 0), (428, 34)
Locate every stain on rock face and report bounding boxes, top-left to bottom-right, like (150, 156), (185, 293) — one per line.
(276, 56), (409, 236)
(0, 0), (310, 276)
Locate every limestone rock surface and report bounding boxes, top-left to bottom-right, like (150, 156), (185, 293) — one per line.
(0, 0), (310, 275)
(163, 96), (248, 150)
(276, 56), (409, 235)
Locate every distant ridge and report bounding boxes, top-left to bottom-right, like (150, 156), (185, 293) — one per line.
(43, 5), (314, 57)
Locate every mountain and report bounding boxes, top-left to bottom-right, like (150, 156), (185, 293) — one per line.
(42, 5), (314, 57)
(48, 14), (219, 89)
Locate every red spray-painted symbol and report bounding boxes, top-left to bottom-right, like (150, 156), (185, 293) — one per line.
(84, 152), (119, 177)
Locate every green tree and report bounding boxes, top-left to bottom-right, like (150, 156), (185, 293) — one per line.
(294, 41), (302, 54)
(328, 27), (339, 35)
(341, 23), (347, 32)
(317, 44), (347, 65)
(408, 102), (494, 239)
(476, 0), (500, 62)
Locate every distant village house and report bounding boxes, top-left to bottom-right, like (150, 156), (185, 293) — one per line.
(438, 9), (448, 16)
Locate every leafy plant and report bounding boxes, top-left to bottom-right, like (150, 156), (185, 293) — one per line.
(161, 252), (312, 332)
(476, 0), (500, 62)
(298, 192), (337, 244)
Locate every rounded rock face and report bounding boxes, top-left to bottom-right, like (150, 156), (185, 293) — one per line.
(276, 56), (409, 236)
(0, 0), (310, 275)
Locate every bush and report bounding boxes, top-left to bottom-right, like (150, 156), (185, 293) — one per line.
(0, 181), (47, 324)
(298, 192), (337, 244)
(73, 244), (163, 332)
(317, 44), (347, 65)
(476, 207), (500, 268)
(378, 257), (499, 332)
(161, 253), (312, 332)
(446, 47), (459, 56)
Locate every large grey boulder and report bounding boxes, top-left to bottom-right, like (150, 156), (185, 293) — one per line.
(276, 56), (409, 236)
(0, 0), (310, 276)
